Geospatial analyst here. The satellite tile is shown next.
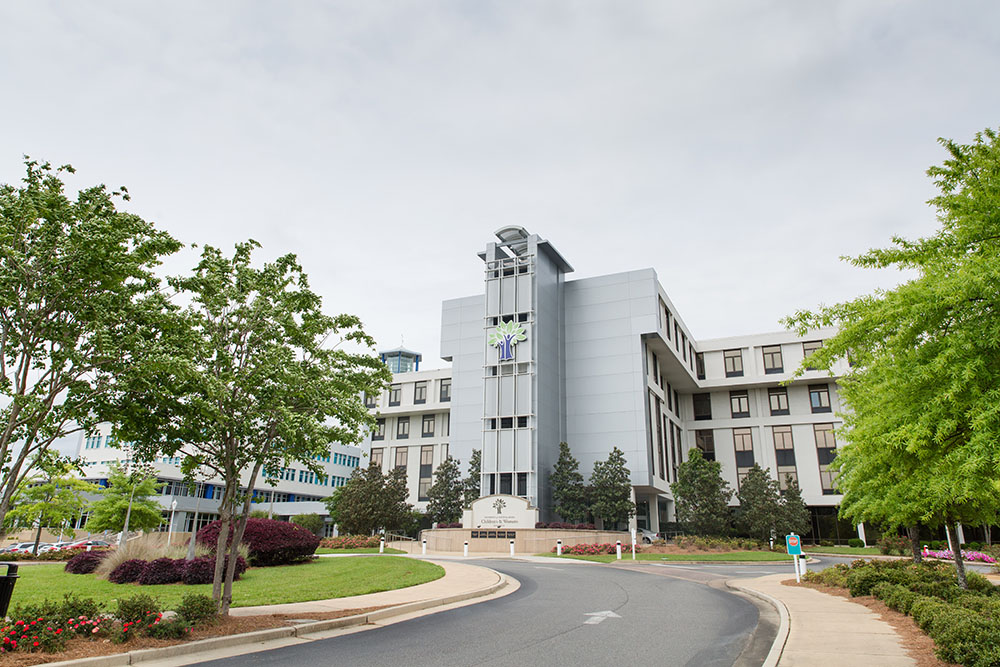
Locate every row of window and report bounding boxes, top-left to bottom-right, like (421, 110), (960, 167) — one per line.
(692, 385), (833, 421)
(372, 413), (450, 441)
(694, 423), (838, 494)
(369, 379), (452, 408)
(647, 350), (682, 419)
(659, 300), (697, 376)
(83, 435), (115, 449)
(485, 256), (532, 278)
(721, 340), (824, 378)
(370, 443), (449, 487)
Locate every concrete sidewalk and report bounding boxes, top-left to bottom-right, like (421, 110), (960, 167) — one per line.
(732, 574), (915, 666)
(230, 559), (503, 616)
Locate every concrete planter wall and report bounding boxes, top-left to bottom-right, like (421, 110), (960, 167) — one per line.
(412, 528), (631, 553)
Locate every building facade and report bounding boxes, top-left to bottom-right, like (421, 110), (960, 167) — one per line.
(76, 423), (363, 536)
(362, 227), (849, 540)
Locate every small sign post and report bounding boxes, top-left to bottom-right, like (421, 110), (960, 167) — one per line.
(631, 529), (636, 561)
(786, 533), (803, 583)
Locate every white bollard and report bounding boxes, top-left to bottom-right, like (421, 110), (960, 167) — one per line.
(631, 537), (636, 561)
(509, 539), (515, 557)
(616, 540), (622, 560)
(379, 537), (385, 554)
(422, 539), (427, 555)
(799, 557), (808, 576)
(557, 539), (563, 556)
(463, 541), (469, 557)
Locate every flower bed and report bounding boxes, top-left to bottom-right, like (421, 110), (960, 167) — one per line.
(550, 542), (640, 555)
(923, 548), (997, 564)
(535, 522), (596, 529)
(319, 535), (382, 550)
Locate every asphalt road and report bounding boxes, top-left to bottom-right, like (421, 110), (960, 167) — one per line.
(189, 559), (761, 667)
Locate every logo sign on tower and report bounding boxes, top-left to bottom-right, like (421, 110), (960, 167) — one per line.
(488, 321), (527, 362)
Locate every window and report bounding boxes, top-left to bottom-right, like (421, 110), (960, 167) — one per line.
(730, 390), (750, 418)
(809, 384), (832, 413)
(814, 423), (838, 494)
(803, 340), (823, 371)
(396, 416), (410, 439)
(768, 387), (789, 416)
(689, 344), (696, 371)
(674, 323), (680, 350)
(673, 390), (680, 416)
(724, 349), (744, 377)
(650, 352), (659, 385)
(516, 472), (527, 497)
(664, 306), (672, 340)
(517, 416), (527, 428)
(500, 417), (513, 429)
(365, 392), (378, 409)
(440, 378), (451, 402)
(444, 413), (451, 436)
(772, 425), (797, 491)
(762, 345), (783, 374)
(394, 447), (408, 470)
(693, 393), (712, 421)
(414, 381), (427, 404)
(696, 353), (706, 380)
(388, 384), (401, 406)
(733, 428), (754, 484)
(373, 418), (385, 441)
(418, 446), (433, 501)
(500, 472), (513, 495)
(371, 448), (383, 468)
(695, 430), (715, 462)
(422, 414), (435, 437)
(682, 334), (688, 361)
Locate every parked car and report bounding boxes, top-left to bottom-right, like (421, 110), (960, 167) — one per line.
(65, 539), (111, 551)
(0, 542), (36, 554)
(7, 542), (51, 555)
(636, 528), (660, 544)
(38, 541), (75, 553)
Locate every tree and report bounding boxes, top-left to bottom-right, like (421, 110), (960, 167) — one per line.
(6, 459), (96, 554)
(0, 159), (180, 537)
(291, 513), (325, 536)
(589, 447), (635, 529)
(463, 449), (481, 507)
(109, 242), (390, 613)
(86, 462), (165, 535)
(784, 128), (1000, 588)
(735, 465), (781, 542)
(549, 442), (588, 523)
(426, 455), (464, 524)
(325, 464), (412, 536)
(671, 448), (733, 536)
(777, 477), (811, 540)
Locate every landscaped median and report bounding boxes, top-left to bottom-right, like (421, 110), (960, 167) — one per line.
(538, 542), (793, 563)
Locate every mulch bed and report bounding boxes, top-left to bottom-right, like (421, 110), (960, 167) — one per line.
(0, 606), (390, 667)
(640, 545), (776, 555)
(786, 580), (956, 667)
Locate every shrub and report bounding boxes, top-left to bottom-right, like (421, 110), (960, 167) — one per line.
(291, 513), (325, 536)
(320, 535), (381, 549)
(198, 517), (320, 566)
(138, 558), (185, 586)
(144, 617), (191, 640)
(551, 542), (640, 555)
(65, 551), (108, 575)
(847, 538), (864, 548)
(181, 555), (247, 585)
(877, 534), (909, 556)
(535, 522), (547, 528)
(175, 593), (218, 625)
(109, 559), (148, 584)
(115, 594), (161, 625)
(436, 522), (462, 528)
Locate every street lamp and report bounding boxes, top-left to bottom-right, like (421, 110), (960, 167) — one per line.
(166, 500), (178, 546)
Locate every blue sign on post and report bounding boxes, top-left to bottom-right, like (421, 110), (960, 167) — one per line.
(786, 534), (802, 556)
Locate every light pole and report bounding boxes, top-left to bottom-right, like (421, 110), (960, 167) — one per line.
(166, 500), (178, 546)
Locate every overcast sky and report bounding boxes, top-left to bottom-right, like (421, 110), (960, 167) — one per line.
(2, 1), (998, 380)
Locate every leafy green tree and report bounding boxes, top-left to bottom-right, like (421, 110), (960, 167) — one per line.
(0, 159), (180, 537)
(86, 462), (165, 535)
(325, 464), (412, 535)
(291, 513), (325, 536)
(671, 448), (733, 536)
(549, 442), (588, 523)
(735, 465), (781, 542)
(109, 242), (390, 613)
(7, 459), (96, 554)
(784, 128), (1000, 588)
(426, 455), (464, 524)
(463, 449), (481, 507)
(777, 477), (811, 540)
(588, 447), (635, 529)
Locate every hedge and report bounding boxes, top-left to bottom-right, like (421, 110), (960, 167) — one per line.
(197, 517), (320, 566)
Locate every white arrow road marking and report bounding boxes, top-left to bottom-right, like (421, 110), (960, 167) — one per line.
(584, 611), (622, 625)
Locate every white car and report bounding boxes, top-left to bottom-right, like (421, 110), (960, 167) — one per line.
(0, 542), (34, 554)
(636, 528), (660, 544)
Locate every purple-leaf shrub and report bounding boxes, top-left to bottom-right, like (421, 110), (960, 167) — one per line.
(108, 559), (148, 584)
(137, 558), (185, 585)
(65, 551), (108, 575)
(182, 556), (248, 585)
(197, 517), (320, 567)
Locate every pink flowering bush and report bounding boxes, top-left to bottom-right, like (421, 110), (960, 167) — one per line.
(923, 548), (997, 564)
(551, 542), (640, 555)
(320, 535), (383, 549)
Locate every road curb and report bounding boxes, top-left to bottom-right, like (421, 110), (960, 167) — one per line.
(727, 579), (789, 667)
(41, 569), (511, 667)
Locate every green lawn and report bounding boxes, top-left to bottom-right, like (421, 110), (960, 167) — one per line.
(316, 547), (405, 554)
(11, 556), (443, 611)
(803, 546), (881, 556)
(540, 551), (793, 563)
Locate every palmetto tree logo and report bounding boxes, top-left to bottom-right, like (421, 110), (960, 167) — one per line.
(488, 320), (527, 361)
(493, 498), (507, 514)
